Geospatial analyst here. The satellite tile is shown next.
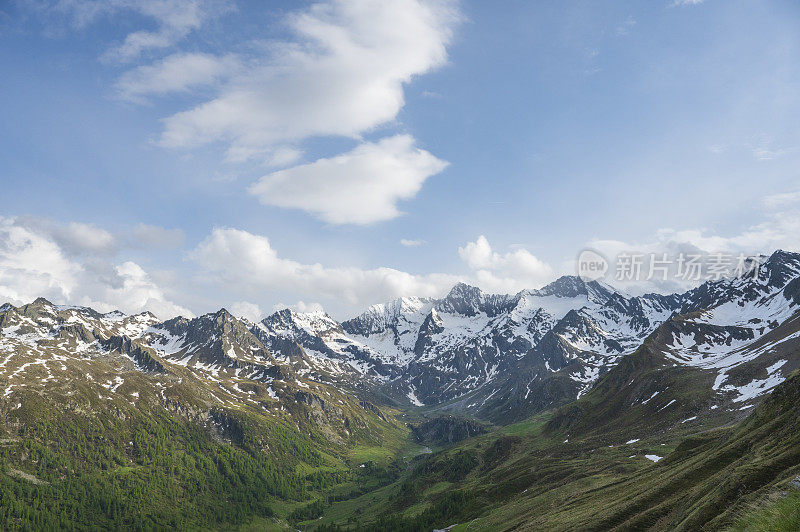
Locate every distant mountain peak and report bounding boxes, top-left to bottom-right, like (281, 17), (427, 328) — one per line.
(214, 307), (233, 319)
(532, 275), (616, 304)
(768, 249), (798, 261)
(445, 282), (483, 298)
(342, 296), (431, 337)
(437, 282), (490, 316)
(265, 308), (295, 320)
(261, 308), (340, 335)
(537, 275), (588, 298)
(761, 249), (800, 288)
(368, 295), (426, 314)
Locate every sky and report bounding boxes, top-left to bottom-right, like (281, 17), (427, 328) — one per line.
(1, 0), (800, 321)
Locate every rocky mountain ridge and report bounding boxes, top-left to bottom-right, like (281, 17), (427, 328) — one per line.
(251, 250), (800, 424)
(2, 250), (799, 428)
(0, 297), (396, 450)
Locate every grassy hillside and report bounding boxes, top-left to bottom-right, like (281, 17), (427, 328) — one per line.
(310, 368), (800, 531)
(0, 382), (414, 531)
(3, 342), (799, 530)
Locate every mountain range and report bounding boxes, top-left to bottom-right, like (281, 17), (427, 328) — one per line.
(254, 249), (800, 424)
(1, 249), (800, 529)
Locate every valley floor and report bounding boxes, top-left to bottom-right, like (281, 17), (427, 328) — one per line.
(295, 373), (800, 531)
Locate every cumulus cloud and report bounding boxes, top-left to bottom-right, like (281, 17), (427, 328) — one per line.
(2, 219), (561, 319)
(14, 217), (116, 256)
(95, 261), (192, 318)
(458, 235), (554, 294)
(157, 0), (459, 160)
(229, 301), (263, 323)
(270, 301), (325, 315)
(762, 190), (800, 209)
(130, 223), (185, 249)
(57, 221), (116, 254)
(247, 135), (448, 224)
(0, 217), (190, 318)
(400, 238), (426, 247)
(582, 191), (800, 294)
(115, 52), (239, 103)
(0, 218), (82, 303)
(294, 301), (325, 314)
(190, 227), (562, 316)
(590, 213), (800, 261)
(191, 227), (461, 309)
(26, 0), (229, 61)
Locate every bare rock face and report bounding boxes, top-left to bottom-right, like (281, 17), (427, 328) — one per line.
(411, 415), (488, 446)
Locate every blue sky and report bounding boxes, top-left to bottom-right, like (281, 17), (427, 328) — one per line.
(1, 0), (800, 320)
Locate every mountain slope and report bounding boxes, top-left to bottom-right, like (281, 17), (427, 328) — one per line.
(0, 298), (412, 528)
(311, 365), (800, 531)
(545, 252), (800, 440)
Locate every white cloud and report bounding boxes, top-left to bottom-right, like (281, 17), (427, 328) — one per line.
(264, 146), (304, 168)
(591, 214), (800, 259)
(0, 217), (190, 318)
(751, 145), (796, 161)
(400, 238), (426, 247)
(14, 217), (116, 256)
(229, 301), (263, 323)
(0, 217), (81, 303)
(115, 52), (238, 103)
(32, 0), (457, 225)
(103, 0), (228, 63)
(130, 224), (185, 249)
(762, 190), (800, 209)
(191, 228), (559, 316)
(27, 0), (229, 62)
(583, 191), (800, 294)
(191, 227), (461, 309)
(295, 301), (325, 314)
(95, 261), (191, 318)
(458, 235), (554, 294)
(2, 219), (560, 320)
(157, 0), (459, 160)
(247, 135), (448, 224)
(271, 301), (325, 315)
(56, 221), (116, 255)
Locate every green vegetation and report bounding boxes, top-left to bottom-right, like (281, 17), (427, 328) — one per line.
(0, 408), (304, 529)
(4, 373), (800, 532)
(732, 492), (800, 532)
(0, 388), (408, 531)
(306, 370), (800, 531)
(3, 348), (800, 531)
